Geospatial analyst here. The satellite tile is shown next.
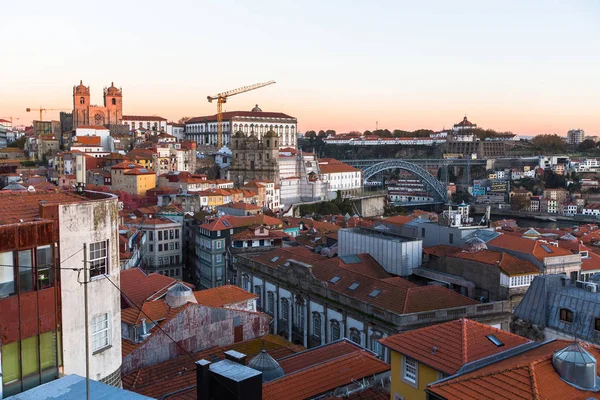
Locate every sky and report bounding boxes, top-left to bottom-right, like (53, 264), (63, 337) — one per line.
(1, 0), (599, 135)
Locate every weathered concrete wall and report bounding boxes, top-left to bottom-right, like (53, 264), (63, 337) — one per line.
(121, 305), (270, 374)
(354, 195), (385, 217)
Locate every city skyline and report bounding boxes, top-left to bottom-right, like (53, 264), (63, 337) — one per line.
(1, 0), (599, 135)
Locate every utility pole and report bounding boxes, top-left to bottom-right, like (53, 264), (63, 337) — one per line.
(83, 243), (90, 400)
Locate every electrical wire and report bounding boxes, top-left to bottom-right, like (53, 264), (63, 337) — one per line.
(0, 264), (81, 272)
(100, 272), (197, 363)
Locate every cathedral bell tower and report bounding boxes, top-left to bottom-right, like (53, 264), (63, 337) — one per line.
(103, 82), (123, 125)
(73, 80), (90, 128)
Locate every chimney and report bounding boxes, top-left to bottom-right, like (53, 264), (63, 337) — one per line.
(196, 359), (212, 400)
(224, 350), (247, 365)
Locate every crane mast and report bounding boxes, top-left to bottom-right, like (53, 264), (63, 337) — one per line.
(26, 107), (71, 121)
(207, 80), (275, 148)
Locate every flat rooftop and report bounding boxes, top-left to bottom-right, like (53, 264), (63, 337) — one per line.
(341, 226), (419, 243)
(0, 190), (115, 225)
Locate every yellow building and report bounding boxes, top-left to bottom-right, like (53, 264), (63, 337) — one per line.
(111, 161), (156, 196)
(380, 318), (530, 400)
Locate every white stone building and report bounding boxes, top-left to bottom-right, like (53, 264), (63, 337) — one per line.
(75, 125), (112, 151)
(186, 105), (298, 148)
(122, 115), (168, 132)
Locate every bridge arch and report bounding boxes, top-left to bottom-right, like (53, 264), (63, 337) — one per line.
(362, 160), (448, 202)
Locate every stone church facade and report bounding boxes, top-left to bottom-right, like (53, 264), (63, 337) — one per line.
(73, 80), (123, 128)
(227, 130), (280, 186)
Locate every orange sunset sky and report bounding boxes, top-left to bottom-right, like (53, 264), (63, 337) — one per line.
(1, 1), (598, 135)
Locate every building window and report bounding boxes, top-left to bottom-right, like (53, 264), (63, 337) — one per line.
(403, 356), (418, 384)
(242, 275), (250, 291)
(18, 249), (33, 292)
(216, 254), (222, 262)
(111, 98), (116, 105)
(449, 233), (454, 244)
(170, 229), (174, 239)
(349, 329), (361, 345)
(80, 97), (85, 104)
(0, 250), (15, 297)
(158, 244), (163, 252)
(281, 298), (289, 321)
(175, 242), (179, 250)
(149, 244), (154, 252)
(595, 318), (600, 332)
(331, 320), (340, 341)
(37, 245), (53, 289)
(91, 313), (110, 352)
(149, 231), (154, 241)
(158, 231), (163, 241)
(170, 243), (174, 251)
(560, 308), (574, 323)
(254, 285), (262, 308)
(312, 313), (321, 338)
(267, 292), (275, 315)
(175, 229), (179, 239)
(89, 240), (108, 278)
(295, 302), (304, 329)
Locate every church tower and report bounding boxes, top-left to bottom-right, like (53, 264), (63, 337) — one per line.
(73, 80), (90, 128)
(103, 82), (123, 125)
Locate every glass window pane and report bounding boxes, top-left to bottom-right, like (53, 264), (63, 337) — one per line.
(2, 341), (21, 383)
(40, 332), (57, 369)
(19, 250), (33, 292)
(37, 246), (53, 289)
(21, 336), (40, 376)
(0, 251), (15, 297)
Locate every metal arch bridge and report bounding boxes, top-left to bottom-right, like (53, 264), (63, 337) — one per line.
(361, 159), (449, 203)
(342, 158), (488, 168)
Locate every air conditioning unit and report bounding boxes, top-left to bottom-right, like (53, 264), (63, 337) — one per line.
(585, 283), (598, 293)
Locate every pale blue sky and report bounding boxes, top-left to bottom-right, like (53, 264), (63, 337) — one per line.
(1, 0), (598, 134)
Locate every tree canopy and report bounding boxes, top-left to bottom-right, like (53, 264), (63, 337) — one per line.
(531, 134), (566, 153)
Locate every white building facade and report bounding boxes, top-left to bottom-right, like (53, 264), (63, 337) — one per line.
(122, 115), (168, 132)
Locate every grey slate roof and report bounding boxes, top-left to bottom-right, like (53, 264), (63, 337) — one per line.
(514, 275), (600, 344)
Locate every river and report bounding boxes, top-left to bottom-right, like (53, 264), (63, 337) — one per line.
(473, 214), (580, 230)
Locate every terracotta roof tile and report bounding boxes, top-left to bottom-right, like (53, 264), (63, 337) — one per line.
(488, 234), (574, 262)
(122, 334), (303, 399)
(123, 115), (167, 121)
(0, 191), (86, 224)
(73, 136), (102, 146)
(248, 248), (478, 316)
(277, 339), (365, 374)
(120, 268), (180, 307)
(187, 111), (295, 124)
(428, 340), (600, 400)
(263, 351), (389, 400)
(380, 318), (531, 375)
(193, 285), (257, 308)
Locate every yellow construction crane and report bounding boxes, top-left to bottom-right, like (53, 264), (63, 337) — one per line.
(26, 107), (71, 121)
(207, 80), (275, 148)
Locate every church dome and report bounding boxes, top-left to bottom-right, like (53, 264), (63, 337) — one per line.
(463, 235), (487, 253)
(264, 130), (278, 138)
(106, 82), (121, 96)
(248, 350), (284, 382)
(75, 80), (89, 94)
(234, 130), (245, 138)
(251, 104), (262, 112)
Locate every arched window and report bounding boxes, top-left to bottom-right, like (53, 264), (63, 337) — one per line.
(267, 292), (274, 315)
(242, 274), (250, 292)
(330, 320), (340, 341)
(349, 328), (361, 345)
(267, 139), (270, 147)
(312, 312), (321, 338)
(370, 331), (383, 357)
(111, 98), (116, 105)
(235, 140), (239, 148)
(80, 97), (85, 104)
(295, 301), (304, 329)
(285, 126), (289, 134)
(254, 285), (262, 308)
(234, 124), (238, 132)
(275, 140), (278, 147)
(281, 298), (289, 320)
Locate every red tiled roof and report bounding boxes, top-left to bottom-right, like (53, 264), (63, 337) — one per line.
(250, 247), (478, 315)
(192, 285), (257, 308)
(424, 246), (540, 276)
(381, 318), (531, 375)
(200, 214), (282, 232)
(123, 167), (155, 175)
(187, 111), (296, 124)
(381, 215), (415, 226)
(277, 339), (364, 374)
(488, 234), (574, 262)
(122, 115), (167, 121)
(111, 161), (145, 170)
(121, 299), (170, 325)
(339, 253), (391, 279)
(76, 125), (109, 130)
(428, 340), (600, 400)
(73, 136), (102, 146)
(319, 162), (360, 174)
(122, 334), (303, 398)
(263, 351), (389, 400)
(0, 191), (86, 224)
(120, 268), (182, 307)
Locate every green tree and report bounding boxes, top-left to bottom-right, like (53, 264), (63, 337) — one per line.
(177, 116), (191, 124)
(577, 139), (596, 152)
(8, 136), (26, 149)
(531, 134), (566, 153)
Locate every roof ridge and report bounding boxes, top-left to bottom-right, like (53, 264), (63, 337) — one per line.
(461, 318), (469, 365)
(528, 361), (540, 400)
